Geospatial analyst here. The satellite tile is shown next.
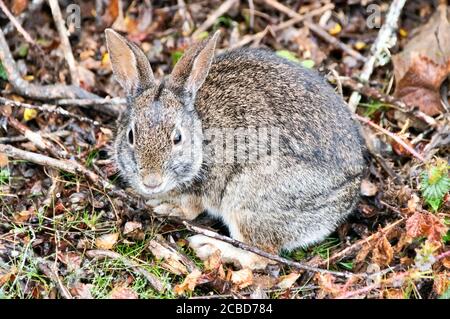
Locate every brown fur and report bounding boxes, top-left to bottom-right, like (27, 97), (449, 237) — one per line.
(106, 29), (366, 267)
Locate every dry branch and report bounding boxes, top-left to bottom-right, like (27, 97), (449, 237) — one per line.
(86, 249), (168, 293)
(313, 218), (405, 267)
(0, 29), (96, 100)
(348, 0), (407, 111)
(263, 0), (367, 62)
(339, 77), (437, 127)
(0, 108), (66, 158)
(229, 3), (334, 50)
(183, 221), (369, 279)
(0, 143), (99, 183)
(37, 259), (73, 299)
(48, 0), (80, 86)
(354, 114), (426, 163)
(0, 29), (118, 116)
(192, 0), (239, 38)
(0, 0), (36, 46)
(0, 97), (101, 126)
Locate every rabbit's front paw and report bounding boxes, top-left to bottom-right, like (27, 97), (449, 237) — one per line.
(153, 203), (185, 218)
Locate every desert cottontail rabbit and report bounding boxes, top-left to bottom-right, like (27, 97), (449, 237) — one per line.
(105, 29), (365, 269)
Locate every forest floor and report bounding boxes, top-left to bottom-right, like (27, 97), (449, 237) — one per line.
(0, 0), (449, 299)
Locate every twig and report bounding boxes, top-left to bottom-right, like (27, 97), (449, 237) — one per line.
(86, 249), (168, 293)
(0, 97), (101, 126)
(0, 130), (70, 144)
(338, 77), (437, 127)
(0, 143), (98, 183)
(229, 3), (334, 50)
(348, 0), (407, 111)
(48, 0), (80, 86)
(335, 282), (380, 299)
(354, 114), (426, 163)
(0, 108), (66, 158)
(3, 0), (44, 36)
(0, 143), (137, 202)
(263, 0), (366, 62)
(56, 97), (126, 117)
(0, 29), (97, 101)
(313, 218), (405, 268)
(183, 221), (368, 279)
(0, 0), (36, 45)
(37, 259), (73, 299)
(192, 0), (239, 38)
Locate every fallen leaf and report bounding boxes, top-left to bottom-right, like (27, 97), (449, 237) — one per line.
(23, 108), (38, 122)
(392, 5), (450, 115)
(95, 233), (119, 250)
(173, 269), (202, 295)
(372, 235), (394, 266)
(230, 268), (254, 290)
(70, 283), (93, 299)
(148, 239), (190, 275)
(276, 272), (300, 290)
(11, 0), (28, 15)
(433, 272), (449, 295)
(123, 221), (142, 235)
(384, 289), (404, 299)
(110, 286), (138, 299)
(0, 153), (8, 167)
(328, 23), (342, 35)
(360, 179), (378, 196)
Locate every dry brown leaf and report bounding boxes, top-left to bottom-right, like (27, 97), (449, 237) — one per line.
(95, 233), (119, 250)
(148, 239), (190, 275)
(123, 221), (142, 235)
(372, 235), (394, 267)
(406, 211), (429, 239)
(0, 153), (8, 167)
(433, 272), (449, 295)
(360, 179), (378, 196)
(442, 257), (450, 269)
(11, 0), (28, 15)
(58, 252), (82, 272)
(276, 272), (300, 290)
(230, 268), (254, 290)
(13, 208), (35, 224)
(392, 5), (450, 116)
(70, 283), (93, 299)
(383, 289), (404, 299)
(110, 286), (138, 299)
(406, 212), (447, 244)
(173, 269), (202, 295)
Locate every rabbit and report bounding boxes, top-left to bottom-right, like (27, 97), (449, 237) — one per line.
(105, 28), (366, 269)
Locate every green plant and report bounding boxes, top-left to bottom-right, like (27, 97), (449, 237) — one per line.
(0, 61), (7, 80)
(420, 160), (450, 212)
(0, 168), (10, 185)
(359, 100), (389, 117)
(171, 50), (184, 67)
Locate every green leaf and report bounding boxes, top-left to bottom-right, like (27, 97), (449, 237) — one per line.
(17, 43), (29, 58)
(276, 50), (300, 63)
(0, 168), (10, 185)
(420, 163), (450, 212)
(300, 59), (315, 69)
(171, 50), (184, 67)
(0, 61), (8, 81)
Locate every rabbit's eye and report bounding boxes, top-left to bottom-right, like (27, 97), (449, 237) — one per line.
(128, 129), (134, 145)
(172, 129), (182, 145)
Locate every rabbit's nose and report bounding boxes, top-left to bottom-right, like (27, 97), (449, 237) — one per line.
(142, 173), (163, 188)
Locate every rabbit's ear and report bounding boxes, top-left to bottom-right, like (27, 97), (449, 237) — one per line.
(169, 31), (220, 96)
(105, 29), (155, 94)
